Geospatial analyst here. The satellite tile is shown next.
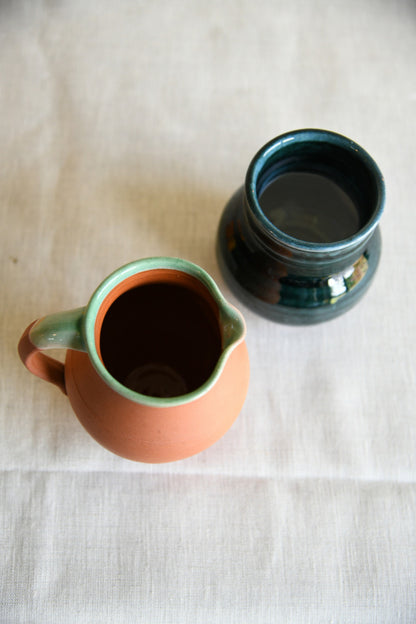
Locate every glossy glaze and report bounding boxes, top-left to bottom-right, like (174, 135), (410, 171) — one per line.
(217, 129), (385, 324)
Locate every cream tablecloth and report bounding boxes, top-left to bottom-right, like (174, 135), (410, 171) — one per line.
(1, 1), (415, 622)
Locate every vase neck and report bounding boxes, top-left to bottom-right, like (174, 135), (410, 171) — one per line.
(243, 196), (378, 274)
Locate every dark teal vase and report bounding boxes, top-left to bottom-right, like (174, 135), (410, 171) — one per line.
(217, 129), (385, 324)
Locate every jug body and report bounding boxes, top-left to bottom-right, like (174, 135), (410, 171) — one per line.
(18, 258), (249, 462)
(64, 340), (249, 462)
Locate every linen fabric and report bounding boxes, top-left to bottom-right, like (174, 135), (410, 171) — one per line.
(1, 1), (415, 622)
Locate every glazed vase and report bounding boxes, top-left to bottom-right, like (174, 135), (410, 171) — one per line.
(217, 129), (385, 324)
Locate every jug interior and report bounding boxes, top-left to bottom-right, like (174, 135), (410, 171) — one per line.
(98, 278), (222, 398)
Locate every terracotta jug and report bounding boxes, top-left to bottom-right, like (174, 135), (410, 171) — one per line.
(18, 258), (250, 463)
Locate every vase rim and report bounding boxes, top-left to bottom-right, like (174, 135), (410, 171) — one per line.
(245, 128), (385, 254)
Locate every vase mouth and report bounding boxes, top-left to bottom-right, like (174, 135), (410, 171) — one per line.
(83, 257), (246, 407)
(245, 128), (385, 254)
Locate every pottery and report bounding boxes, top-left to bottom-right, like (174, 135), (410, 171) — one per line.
(18, 258), (250, 462)
(217, 129), (385, 324)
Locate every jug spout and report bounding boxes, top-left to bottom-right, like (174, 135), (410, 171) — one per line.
(218, 301), (246, 351)
(195, 275), (247, 398)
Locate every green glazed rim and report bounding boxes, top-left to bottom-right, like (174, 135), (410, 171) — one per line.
(83, 257), (246, 407)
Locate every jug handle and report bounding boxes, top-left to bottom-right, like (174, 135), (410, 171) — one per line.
(17, 307), (86, 395)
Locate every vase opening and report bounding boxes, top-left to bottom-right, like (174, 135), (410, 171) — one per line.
(250, 133), (382, 246)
